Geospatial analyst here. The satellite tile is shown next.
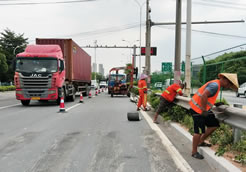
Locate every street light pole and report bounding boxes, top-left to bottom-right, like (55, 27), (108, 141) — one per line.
(133, 0), (145, 76)
(94, 40), (97, 82)
(174, 0), (182, 83)
(145, 0), (151, 84)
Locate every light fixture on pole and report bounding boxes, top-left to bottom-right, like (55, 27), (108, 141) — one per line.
(122, 39), (139, 63)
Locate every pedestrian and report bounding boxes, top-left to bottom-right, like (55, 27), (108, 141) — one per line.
(190, 73), (239, 159)
(153, 81), (184, 124)
(137, 73), (148, 111)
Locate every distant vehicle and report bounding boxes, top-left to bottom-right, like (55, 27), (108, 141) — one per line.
(154, 82), (163, 90)
(236, 82), (246, 97)
(91, 80), (98, 89)
(99, 81), (107, 88)
(163, 79), (174, 89)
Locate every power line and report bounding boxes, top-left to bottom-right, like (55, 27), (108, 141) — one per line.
(63, 23), (140, 38)
(192, 43), (246, 60)
(0, 0), (95, 6)
(193, 1), (246, 10)
(157, 25), (246, 40)
(200, 0), (246, 7)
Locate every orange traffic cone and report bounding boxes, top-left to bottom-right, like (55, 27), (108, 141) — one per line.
(95, 90), (98, 96)
(98, 89), (101, 94)
(59, 97), (65, 112)
(88, 91), (92, 98)
(79, 92), (84, 103)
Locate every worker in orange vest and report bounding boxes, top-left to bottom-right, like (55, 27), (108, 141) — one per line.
(153, 81), (184, 124)
(137, 73), (148, 111)
(190, 73), (239, 159)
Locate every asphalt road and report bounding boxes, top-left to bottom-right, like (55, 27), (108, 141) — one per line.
(0, 91), (185, 172)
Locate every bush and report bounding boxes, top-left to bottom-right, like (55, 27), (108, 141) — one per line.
(0, 86), (16, 92)
(129, 86), (139, 95)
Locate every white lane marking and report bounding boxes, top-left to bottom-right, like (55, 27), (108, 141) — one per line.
(65, 103), (81, 112)
(140, 110), (194, 172)
(0, 103), (20, 110)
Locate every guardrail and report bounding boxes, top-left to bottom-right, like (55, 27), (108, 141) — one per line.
(154, 92), (246, 142)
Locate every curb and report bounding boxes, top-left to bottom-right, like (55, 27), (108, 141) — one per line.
(170, 123), (241, 172)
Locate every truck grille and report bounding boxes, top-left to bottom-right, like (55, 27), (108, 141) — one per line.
(19, 73), (52, 98)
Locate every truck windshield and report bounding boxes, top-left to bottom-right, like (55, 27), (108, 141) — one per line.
(16, 57), (58, 73)
(110, 75), (125, 81)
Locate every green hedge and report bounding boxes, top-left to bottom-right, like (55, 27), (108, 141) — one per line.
(148, 92), (246, 165)
(0, 86), (16, 92)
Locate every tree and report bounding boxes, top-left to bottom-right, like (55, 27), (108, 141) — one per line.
(0, 52), (8, 81)
(199, 50), (246, 85)
(91, 72), (104, 81)
(0, 28), (28, 82)
(151, 71), (173, 85)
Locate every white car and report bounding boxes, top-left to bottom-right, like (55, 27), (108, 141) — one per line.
(91, 80), (98, 89)
(99, 81), (107, 88)
(236, 82), (246, 97)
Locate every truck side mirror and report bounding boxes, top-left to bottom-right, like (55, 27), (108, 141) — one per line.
(59, 60), (64, 72)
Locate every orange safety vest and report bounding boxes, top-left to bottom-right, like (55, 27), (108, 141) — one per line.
(189, 79), (221, 114)
(138, 79), (147, 94)
(161, 83), (183, 102)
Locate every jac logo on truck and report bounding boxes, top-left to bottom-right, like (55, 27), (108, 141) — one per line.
(30, 74), (42, 77)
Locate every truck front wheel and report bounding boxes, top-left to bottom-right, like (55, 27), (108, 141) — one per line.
(21, 100), (30, 106)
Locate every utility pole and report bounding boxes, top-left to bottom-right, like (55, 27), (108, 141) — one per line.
(185, 0), (191, 97)
(94, 40), (97, 81)
(174, 0), (182, 83)
(145, 0), (151, 86)
(133, 44), (137, 68)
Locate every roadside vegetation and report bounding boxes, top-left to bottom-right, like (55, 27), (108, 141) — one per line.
(0, 85), (15, 91)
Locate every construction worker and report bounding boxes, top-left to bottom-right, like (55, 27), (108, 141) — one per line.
(153, 81), (184, 124)
(137, 73), (148, 111)
(190, 73), (239, 159)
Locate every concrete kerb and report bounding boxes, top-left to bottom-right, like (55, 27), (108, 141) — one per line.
(171, 123), (241, 172)
(131, 93), (241, 172)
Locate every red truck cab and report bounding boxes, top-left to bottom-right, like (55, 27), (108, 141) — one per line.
(14, 45), (65, 105)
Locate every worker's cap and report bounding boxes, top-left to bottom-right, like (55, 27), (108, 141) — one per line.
(218, 73), (239, 91)
(140, 73), (148, 80)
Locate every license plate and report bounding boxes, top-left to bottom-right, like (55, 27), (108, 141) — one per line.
(31, 97), (40, 100)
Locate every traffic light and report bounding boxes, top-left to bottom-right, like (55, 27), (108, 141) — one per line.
(141, 47), (157, 56)
(133, 67), (138, 78)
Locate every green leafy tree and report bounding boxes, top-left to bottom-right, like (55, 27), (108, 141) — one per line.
(199, 50), (246, 85)
(0, 52), (8, 81)
(151, 71), (173, 85)
(91, 72), (104, 81)
(0, 28), (28, 82)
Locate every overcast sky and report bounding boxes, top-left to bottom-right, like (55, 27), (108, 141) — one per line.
(0, 0), (245, 75)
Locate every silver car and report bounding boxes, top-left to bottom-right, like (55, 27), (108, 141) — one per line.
(236, 82), (246, 97)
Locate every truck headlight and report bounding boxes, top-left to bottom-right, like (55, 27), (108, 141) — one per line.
(48, 90), (56, 94)
(16, 90), (23, 94)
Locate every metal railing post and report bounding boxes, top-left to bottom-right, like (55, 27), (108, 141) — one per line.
(219, 63), (224, 101)
(202, 56), (206, 84)
(233, 103), (243, 143)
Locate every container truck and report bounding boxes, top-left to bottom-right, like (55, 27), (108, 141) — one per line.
(14, 38), (91, 106)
